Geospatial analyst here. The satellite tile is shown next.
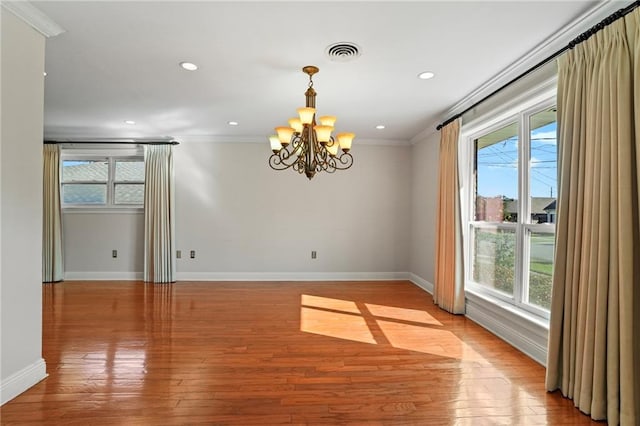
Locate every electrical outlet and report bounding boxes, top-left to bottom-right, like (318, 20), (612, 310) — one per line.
(176, 250), (181, 259)
(112, 249), (118, 258)
(311, 251), (317, 259)
(190, 250), (196, 259)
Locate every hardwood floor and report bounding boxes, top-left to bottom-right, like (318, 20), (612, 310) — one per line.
(1, 281), (595, 425)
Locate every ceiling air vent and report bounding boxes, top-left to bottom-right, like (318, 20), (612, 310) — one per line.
(325, 42), (361, 62)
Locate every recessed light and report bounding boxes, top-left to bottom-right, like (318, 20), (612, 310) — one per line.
(228, 121), (239, 126)
(418, 71), (435, 80)
(124, 120), (136, 125)
(43, 71), (47, 76)
(376, 125), (386, 130)
(179, 62), (198, 71)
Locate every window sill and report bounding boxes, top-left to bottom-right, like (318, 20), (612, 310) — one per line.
(62, 207), (143, 214)
(466, 289), (549, 328)
(465, 289), (549, 366)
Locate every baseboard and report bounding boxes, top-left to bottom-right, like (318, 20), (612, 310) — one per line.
(176, 271), (410, 281)
(465, 292), (549, 366)
(408, 273), (434, 294)
(64, 272), (143, 280)
(408, 274), (547, 365)
(0, 359), (47, 405)
(63, 271), (411, 282)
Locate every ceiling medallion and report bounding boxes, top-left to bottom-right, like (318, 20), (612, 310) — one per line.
(268, 66), (355, 180)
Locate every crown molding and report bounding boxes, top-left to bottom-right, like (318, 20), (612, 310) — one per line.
(412, 0), (628, 143)
(1, 1), (65, 37)
(43, 133), (410, 147)
(410, 122), (441, 145)
(174, 135), (268, 144)
(173, 134), (410, 146)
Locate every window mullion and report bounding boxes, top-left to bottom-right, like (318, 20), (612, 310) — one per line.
(107, 157), (115, 205)
(512, 113), (524, 307)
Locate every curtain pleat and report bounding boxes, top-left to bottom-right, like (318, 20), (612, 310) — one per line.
(434, 119), (465, 314)
(546, 9), (640, 425)
(143, 145), (176, 283)
(42, 144), (64, 282)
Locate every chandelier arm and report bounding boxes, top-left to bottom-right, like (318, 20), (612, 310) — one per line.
(269, 151), (294, 170)
(292, 159), (305, 174)
(268, 137), (303, 170)
(319, 156), (332, 172)
(324, 156), (337, 173)
(333, 152), (354, 170)
(313, 138), (326, 173)
(320, 138), (338, 171)
(296, 135), (310, 175)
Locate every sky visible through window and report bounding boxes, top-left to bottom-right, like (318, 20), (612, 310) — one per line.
(477, 121), (557, 200)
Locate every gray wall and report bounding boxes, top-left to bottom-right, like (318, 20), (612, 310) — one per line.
(0, 10), (47, 404)
(409, 131), (440, 285)
(63, 142), (413, 279)
(63, 212), (144, 279)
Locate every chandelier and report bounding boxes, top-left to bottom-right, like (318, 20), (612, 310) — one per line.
(268, 66), (355, 180)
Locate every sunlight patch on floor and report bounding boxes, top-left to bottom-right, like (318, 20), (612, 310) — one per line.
(364, 303), (443, 326)
(301, 294), (360, 314)
(300, 306), (376, 344)
(300, 294), (487, 361)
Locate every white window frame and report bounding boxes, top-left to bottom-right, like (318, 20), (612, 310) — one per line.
(462, 88), (556, 321)
(61, 146), (144, 212)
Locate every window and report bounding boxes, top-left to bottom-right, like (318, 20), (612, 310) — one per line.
(61, 156), (144, 208)
(467, 101), (557, 317)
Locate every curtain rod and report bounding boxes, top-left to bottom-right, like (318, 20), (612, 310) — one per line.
(44, 140), (180, 145)
(436, 0), (640, 131)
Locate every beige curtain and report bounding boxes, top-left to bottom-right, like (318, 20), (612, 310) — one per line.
(434, 119), (465, 314)
(143, 145), (176, 283)
(546, 9), (640, 425)
(42, 144), (64, 282)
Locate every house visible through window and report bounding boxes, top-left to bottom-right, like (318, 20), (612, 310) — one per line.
(61, 157), (144, 207)
(468, 101), (557, 317)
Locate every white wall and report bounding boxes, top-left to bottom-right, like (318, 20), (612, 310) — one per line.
(63, 141), (412, 280)
(0, 10), (47, 404)
(408, 131), (440, 290)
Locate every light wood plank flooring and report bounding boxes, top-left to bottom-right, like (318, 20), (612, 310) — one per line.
(1, 281), (595, 425)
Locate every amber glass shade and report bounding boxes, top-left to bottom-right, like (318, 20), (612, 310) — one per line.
(269, 135), (282, 152)
(275, 127), (294, 145)
(326, 140), (339, 156)
(337, 132), (355, 151)
(297, 107), (316, 124)
(319, 116), (337, 127)
(288, 118), (303, 133)
(314, 125), (333, 143)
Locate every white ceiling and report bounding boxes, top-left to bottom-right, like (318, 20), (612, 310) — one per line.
(29, 1), (604, 144)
